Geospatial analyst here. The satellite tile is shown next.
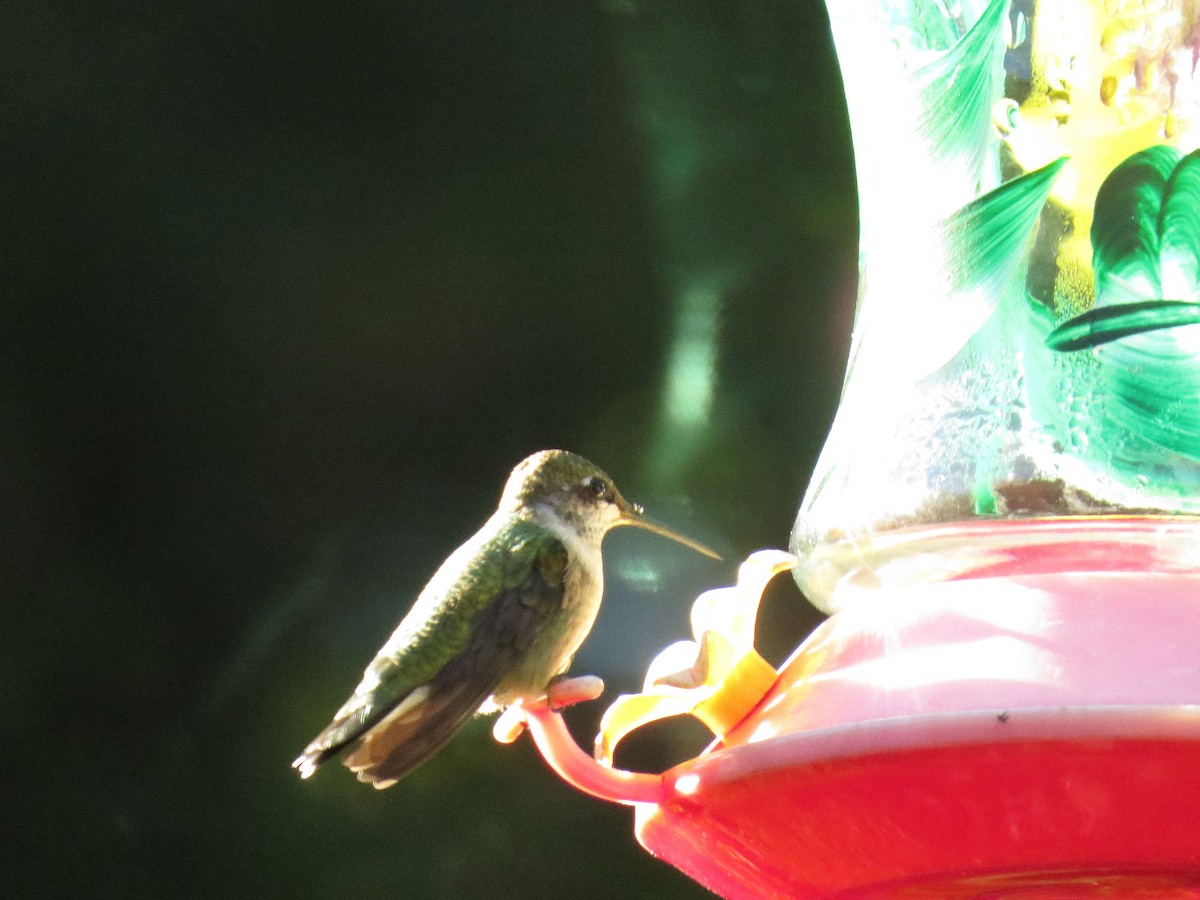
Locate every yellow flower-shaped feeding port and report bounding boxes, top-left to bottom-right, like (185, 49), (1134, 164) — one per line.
(595, 549), (798, 767)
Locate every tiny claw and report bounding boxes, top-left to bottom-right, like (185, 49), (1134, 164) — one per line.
(493, 676), (605, 745)
(546, 674), (605, 711)
(493, 704), (529, 744)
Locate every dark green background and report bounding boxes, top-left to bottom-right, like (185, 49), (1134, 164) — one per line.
(6, 1), (855, 896)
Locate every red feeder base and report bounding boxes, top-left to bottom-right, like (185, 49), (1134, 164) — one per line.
(639, 565), (1200, 898)
(637, 708), (1200, 898)
(522, 523), (1200, 898)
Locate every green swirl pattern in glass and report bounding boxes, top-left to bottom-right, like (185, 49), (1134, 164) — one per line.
(793, 0), (1200, 607)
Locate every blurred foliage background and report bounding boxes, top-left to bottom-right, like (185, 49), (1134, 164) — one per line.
(5, 0), (855, 896)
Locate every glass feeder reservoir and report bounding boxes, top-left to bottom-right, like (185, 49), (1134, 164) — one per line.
(792, 0), (1200, 605)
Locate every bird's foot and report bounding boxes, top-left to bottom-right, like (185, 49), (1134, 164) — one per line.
(546, 674), (604, 711)
(491, 675), (605, 744)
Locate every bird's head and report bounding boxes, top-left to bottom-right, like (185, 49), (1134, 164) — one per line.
(501, 450), (718, 558)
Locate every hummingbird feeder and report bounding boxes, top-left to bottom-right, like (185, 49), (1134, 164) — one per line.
(511, 1), (1200, 896)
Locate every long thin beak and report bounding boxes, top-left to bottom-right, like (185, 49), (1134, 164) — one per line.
(617, 503), (721, 560)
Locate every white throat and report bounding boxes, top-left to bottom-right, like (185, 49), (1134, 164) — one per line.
(533, 503), (604, 578)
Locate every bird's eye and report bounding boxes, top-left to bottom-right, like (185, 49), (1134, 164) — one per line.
(587, 476), (609, 499)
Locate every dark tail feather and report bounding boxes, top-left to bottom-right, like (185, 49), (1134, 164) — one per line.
(292, 688), (420, 780)
(341, 683), (483, 789)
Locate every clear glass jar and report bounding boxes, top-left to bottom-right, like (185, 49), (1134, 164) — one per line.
(793, 0), (1200, 609)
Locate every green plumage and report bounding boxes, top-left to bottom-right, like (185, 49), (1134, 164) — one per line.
(295, 515), (570, 785)
(293, 448), (714, 789)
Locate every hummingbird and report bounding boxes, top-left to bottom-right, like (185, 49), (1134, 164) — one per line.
(293, 449), (718, 789)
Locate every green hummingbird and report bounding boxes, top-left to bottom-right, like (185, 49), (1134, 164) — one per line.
(292, 449), (718, 789)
